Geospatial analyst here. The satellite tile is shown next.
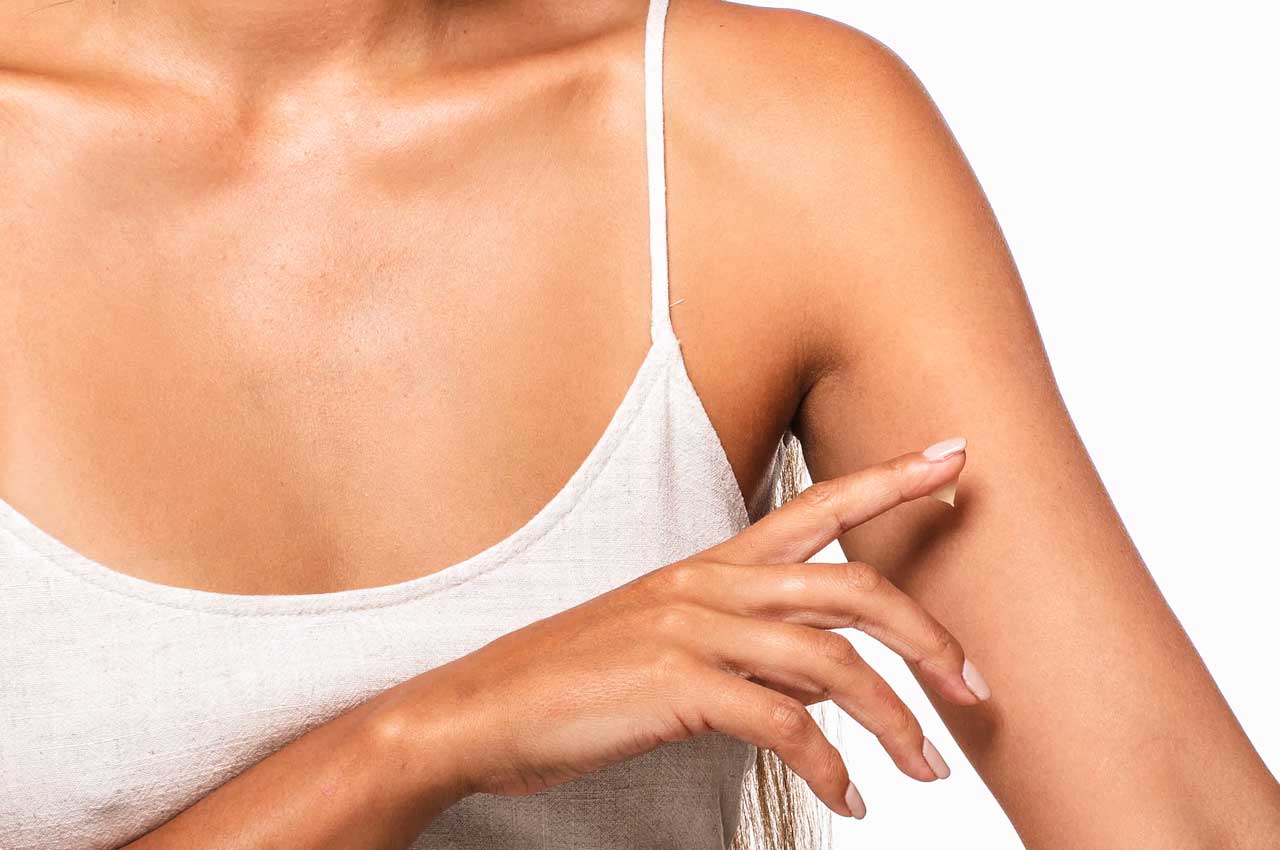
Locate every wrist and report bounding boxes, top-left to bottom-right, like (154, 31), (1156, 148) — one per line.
(358, 679), (477, 812)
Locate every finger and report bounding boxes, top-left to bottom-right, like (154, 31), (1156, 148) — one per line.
(743, 673), (826, 707)
(704, 437), (967, 566)
(684, 608), (947, 782)
(684, 667), (866, 819)
(664, 559), (985, 706)
(722, 659), (830, 706)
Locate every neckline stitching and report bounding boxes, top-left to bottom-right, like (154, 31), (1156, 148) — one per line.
(1, 339), (682, 618)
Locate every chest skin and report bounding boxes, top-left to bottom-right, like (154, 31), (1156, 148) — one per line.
(0, 21), (808, 597)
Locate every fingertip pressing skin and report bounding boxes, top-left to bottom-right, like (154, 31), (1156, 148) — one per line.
(927, 479), (958, 506)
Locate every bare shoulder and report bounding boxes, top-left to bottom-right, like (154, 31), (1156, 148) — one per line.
(665, 0), (963, 390)
(673, 0), (923, 108)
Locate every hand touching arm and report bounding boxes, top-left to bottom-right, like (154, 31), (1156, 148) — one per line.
(768, 19), (1280, 849)
(118, 446), (994, 847)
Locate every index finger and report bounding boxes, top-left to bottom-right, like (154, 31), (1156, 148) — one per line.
(707, 437), (968, 565)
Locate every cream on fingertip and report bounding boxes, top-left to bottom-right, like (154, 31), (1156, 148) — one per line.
(923, 437), (965, 505)
(927, 480), (958, 507)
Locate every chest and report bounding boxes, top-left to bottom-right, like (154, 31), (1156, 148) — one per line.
(0, 79), (800, 597)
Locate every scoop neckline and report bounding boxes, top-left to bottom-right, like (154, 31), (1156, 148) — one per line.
(0, 335), (685, 617)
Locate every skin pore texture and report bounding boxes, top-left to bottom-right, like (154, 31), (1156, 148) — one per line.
(2, 1), (1277, 849)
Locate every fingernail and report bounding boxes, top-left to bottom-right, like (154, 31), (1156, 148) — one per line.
(922, 737), (951, 780)
(922, 436), (966, 462)
(927, 480), (958, 507)
(962, 658), (991, 701)
(844, 780), (867, 819)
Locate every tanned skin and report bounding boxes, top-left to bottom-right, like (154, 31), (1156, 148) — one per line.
(2, 1), (1276, 848)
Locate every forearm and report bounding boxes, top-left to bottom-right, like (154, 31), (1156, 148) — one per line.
(121, 685), (469, 850)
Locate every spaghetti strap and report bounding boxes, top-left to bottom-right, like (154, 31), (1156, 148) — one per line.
(645, 0), (675, 345)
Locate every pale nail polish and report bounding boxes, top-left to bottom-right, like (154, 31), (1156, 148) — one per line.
(922, 437), (967, 462)
(962, 658), (991, 701)
(844, 780), (866, 819)
(922, 737), (951, 780)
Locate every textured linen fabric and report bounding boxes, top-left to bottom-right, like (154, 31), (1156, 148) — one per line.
(0, 1), (791, 847)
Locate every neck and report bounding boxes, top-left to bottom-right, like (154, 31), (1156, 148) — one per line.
(92, 0), (470, 86)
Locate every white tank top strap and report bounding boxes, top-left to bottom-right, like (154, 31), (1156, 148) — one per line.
(645, 0), (676, 346)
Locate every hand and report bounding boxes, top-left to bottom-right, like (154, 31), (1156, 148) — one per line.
(374, 437), (984, 820)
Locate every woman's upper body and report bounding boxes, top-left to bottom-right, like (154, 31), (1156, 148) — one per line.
(5, 2), (783, 847)
(2, 0), (1277, 848)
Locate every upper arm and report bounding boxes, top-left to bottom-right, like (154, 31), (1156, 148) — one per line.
(757, 15), (1279, 847)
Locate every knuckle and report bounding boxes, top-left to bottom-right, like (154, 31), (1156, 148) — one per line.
(660, 559), (703, 597)
(649, 645), (693, 683)
(887, 455), (920, 498)
(929, 628), (964, 666)
(906, 608), (965, 671)
(820, 741), (848, 786)
(768, 697), (812, 741)
(651, 601), (700, 635)
(811, 630), (861, 670)
(839, 560), (883, 595)
(796, 480), (839, 514)
(874, 692), (920, 743)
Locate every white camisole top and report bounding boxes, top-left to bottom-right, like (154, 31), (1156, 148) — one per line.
(0, 1), (791, 847)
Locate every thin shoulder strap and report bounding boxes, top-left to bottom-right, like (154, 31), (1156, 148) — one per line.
(645, 0), (675, 345)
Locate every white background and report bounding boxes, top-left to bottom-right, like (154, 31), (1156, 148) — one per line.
(745, 1), (1279, 847)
